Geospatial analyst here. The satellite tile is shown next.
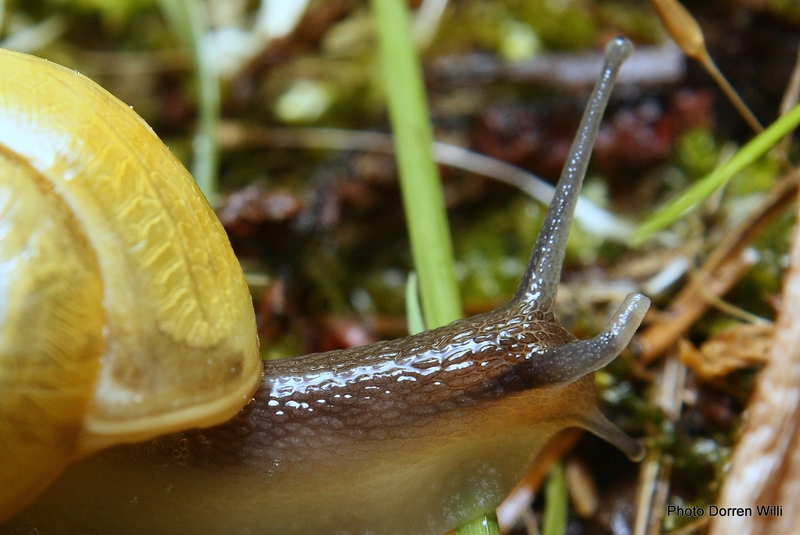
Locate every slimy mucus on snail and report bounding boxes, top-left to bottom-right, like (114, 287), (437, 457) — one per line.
(0, 37), (648, 534)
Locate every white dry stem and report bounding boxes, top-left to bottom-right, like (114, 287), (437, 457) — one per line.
(709, 217), (800, 535)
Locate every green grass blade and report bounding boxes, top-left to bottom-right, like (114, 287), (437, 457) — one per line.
(158, 0), (220, 203)
(370, 0), (461, 328)
(455, 512), (502, 535)
(542, 463), (568, 535)
(405, 271), (426, 335)
(632, 102), (800, 245)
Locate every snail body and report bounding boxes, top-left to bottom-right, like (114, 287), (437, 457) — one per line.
(2, 39), (648, 535)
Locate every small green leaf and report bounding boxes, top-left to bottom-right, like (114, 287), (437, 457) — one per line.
(632, 102), (800, 245)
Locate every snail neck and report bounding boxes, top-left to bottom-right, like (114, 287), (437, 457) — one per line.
(263, 306), (575, 425)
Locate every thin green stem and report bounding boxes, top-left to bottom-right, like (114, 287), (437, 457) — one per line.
(370, 0), (461, 328)
(158, 0), (220, 204)
(633, 102), (800, 244)
(455, 512), (502, 535)
(405, 272), (426, 335)
(542, 463), (568, 535)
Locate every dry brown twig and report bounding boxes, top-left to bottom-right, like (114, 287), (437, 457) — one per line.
(637, 170), (800, 364)
(705, 41), (800, 534)
(636, 9), (800, 534)
(708, 44), (800, 526)
(708, 188), (800, 534)
(636, 14), (800, 531)
(633, 355), (686, 535)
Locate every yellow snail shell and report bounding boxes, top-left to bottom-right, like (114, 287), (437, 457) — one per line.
(0, 48), (262, 521)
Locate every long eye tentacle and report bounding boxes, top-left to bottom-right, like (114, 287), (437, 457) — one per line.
(514, 37), (634, 311)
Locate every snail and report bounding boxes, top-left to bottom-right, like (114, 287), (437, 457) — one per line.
(1, 37), (648, 535)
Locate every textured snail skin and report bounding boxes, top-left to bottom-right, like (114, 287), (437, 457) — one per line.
(2, 38), (648, 535)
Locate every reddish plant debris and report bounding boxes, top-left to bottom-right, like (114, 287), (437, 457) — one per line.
(471, 88), (715, 178)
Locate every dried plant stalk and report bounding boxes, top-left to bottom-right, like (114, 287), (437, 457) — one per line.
(709, 208), (800, 534)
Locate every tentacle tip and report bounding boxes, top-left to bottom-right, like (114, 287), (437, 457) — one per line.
(627, 442), (647, 462)
(630, 292), (651, 315)
(606, 37), (634, 64)
(583, 411), (646, 462)
(630, 292), (651, 308)
(610, 292), (650, 334)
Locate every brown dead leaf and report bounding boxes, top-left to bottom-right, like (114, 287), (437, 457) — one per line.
(678, 323), (772, 380)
